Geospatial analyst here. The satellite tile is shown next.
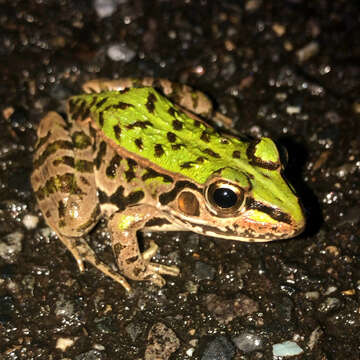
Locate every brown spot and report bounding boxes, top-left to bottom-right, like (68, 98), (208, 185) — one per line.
(72, 100), (86, 120)
(154, 144), (164, 157)
(159, 181), (201, 206)
(202, 148), (220, 158)
(232, 150), (241, 159)
(58, 200), (66, 219)
(135, 138), (143, 150)
(94, 141), (107, 169)
(178, 191), (200, 216)
(113, 124), (121, 140)
(200, 130), (210, 142)
(98, 112), (104, 127)
(33, 140), (73, 169)
(100, 186), (144, 211)
(172, 119), (183, 130)
(113, 243), (125, 258)
(221, 138), (229, 144)
(167, 132), (176, 143)
(146, 92), (157, 113)
(52, 156), (75, 168)
(144, 217), (171, 228)
(80, 175), (90, 186)
(106, 154), (121, 178)
(126, 256), (139, 264)
(125, 158), (137, 182)
(75, 159), (93, 173)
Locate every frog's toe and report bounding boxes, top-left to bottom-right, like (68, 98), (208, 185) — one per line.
(148, 263), (180, 277)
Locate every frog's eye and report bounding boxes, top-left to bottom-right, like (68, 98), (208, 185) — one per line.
(206, 181), (244, 216)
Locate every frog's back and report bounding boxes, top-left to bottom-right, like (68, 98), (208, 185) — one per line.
(68, 87), (249, 185)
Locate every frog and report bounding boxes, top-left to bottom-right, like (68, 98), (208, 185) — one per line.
(31, 78), (305, 292)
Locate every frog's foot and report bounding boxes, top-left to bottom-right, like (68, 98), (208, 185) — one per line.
(58, 234), (131, 292)
(109, 208), (180, 287)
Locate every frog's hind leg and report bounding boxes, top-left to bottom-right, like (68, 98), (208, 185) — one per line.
(58, 234), (131, 291)
(31, 111), (131, 291)
(109, 205), (180, 287)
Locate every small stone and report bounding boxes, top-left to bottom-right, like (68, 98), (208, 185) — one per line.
(295, 41), (319, 62)
(201, 335), (235, 360)
(0, 232), (23, 263)
(22, 214), (39, 230)
(107, 43), (136, 62)
(272, 341), (303, 357)
(233, 332), (263, 353)
(145, 322), (180, 360)
(56, 337), (76, 352)
(194, 261), (216, 281)
(205, 293), (258, 324)
(93, 0), (117, 18)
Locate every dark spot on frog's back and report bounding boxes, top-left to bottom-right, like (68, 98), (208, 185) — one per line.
(105, 101), (134, 111)
(126, 120), (152, 130)
(135, 138), (143, 150)
(95, 97), (108, 109)
(113, 124), (121, 140)
(172, 119), (183, 131)
(200, 130), (210, 142)
(202, 148), (221, 158)
(146, 92), (157, 113)
(232, 150), (241, 159)
(167, 132), (176, 143)
(154, 144), (164, 157)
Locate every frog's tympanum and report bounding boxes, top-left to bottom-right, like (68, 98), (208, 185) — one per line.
(31, 78), (305, 291)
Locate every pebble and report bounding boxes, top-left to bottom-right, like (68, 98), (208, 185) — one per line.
(194, 261), (216, 281)
(145, 322), (180, 360)
(0, 231), (23, 263)
(22, 214), (39, 230)
(233, 332), (263, 353)
(272, 341), (303, 357)
(107, 43), (136, 62)
(201, 335), (235, 360)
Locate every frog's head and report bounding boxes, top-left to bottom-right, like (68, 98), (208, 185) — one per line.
(171, 137), (305, 242)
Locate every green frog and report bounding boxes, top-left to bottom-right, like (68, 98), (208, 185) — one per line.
(31, 78), (305, 292)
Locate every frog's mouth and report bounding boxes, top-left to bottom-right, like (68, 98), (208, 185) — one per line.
(169, 207), (305, 242)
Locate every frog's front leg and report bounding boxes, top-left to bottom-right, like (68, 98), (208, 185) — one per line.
(110, 205), (180, 287)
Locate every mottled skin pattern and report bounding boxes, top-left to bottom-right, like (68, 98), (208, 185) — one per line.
(31, 78), (305, 292)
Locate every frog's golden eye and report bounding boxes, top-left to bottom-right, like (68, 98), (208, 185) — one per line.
(206, 181), (244, 216)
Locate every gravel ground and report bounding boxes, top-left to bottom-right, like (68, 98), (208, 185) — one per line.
(1, 1), (360, 359)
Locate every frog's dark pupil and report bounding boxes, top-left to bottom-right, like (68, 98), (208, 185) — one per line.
(213, 188), (237, 208)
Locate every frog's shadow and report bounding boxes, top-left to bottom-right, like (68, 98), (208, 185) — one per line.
(277, 137), (322, 238)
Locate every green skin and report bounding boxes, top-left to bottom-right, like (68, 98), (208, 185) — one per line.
(31, 78), (305, 292)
